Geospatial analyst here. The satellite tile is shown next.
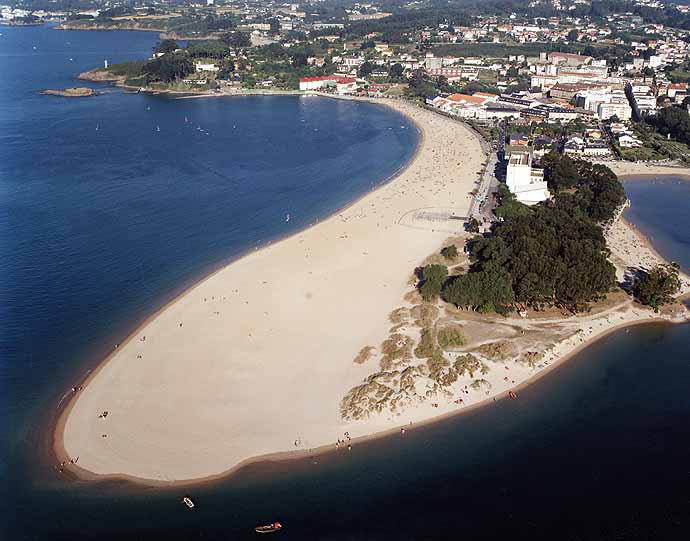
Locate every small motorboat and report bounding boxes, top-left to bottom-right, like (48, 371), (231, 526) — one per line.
(255, 522), (282, 534)
(182, 496), (195, 509)
(509, 391), (518, 400)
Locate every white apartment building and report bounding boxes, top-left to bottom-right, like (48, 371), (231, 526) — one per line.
(195, 63), (220, 72)
(598, 102), (632, 120)
(506, 152), (550, 205)
(576, 89), (631, 119)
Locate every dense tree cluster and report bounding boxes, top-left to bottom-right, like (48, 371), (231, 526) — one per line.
(455, 203), (617, 313)
(489, 0), (690, 30)
(493, 184), (531, 221)
(144, 54), (194, 83)
(419, 264), (448, 301)
(407, 70), (439, 99)
(443, 267), (515, 314)
(186, 41), (232, 59)
(541, 152), (626, 224)
(416, 158), (625, 314)
(154, 39), (178, 55)
(633, 263), (682, 311)
(346, 7), (476, 41)
(219, 31), (251, 49)
(97, 7), (134, 19)
(646, 105), (690, 147)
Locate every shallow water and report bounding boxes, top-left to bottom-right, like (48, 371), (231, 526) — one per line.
(2, 25), (690, 541)
(623, 177), (690, 271)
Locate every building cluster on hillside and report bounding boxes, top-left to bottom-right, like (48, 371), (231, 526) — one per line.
(7, 0), (690, 205)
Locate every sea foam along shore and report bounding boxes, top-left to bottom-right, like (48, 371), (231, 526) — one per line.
(55, 98), (486, 483)
(55, 98), (690, 486)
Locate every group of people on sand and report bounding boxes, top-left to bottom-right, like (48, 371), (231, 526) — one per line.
(335, 432), (352, 451)
(56, 456), (79, 473)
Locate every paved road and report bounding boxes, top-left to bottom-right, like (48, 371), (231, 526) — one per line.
(469, 121), (504, 226)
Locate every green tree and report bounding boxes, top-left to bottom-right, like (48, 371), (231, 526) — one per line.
(567, 29), (579, 41)
(441, 245), (459, 259)
(291, 52), (309, 67)
(633, 263), (681, 311)
(359, 61), (374, 77)
(154, 39), (178, 55)
(407, 69), (437, 99)
(419, 264), (448, 301)
(648, 105), (690, 146)
(145, 55), (194, 83)
(465, 218), (480, 233)
(453, 197), (618, 313)
(389, 63), (404, 78)
(220, 31), (251, 48)
(442, 268), (515, 314)
(541, 152), (625, 223)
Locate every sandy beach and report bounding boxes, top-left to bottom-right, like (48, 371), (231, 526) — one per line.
(56, 100), (690, 485)
(601, 160), (690, 180)
(56, 99), (485, 482)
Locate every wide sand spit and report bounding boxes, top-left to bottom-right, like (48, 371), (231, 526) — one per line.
(56, 100), (690, 485)
(57, 100), (485, 482)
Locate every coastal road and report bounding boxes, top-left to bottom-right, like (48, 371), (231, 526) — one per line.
(468, 121), (502, 225)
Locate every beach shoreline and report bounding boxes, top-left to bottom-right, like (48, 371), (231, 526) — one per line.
(604, 161), (690, 180)
(53, 96), (459, 484)
(54, 97), (689, 488)
(50, 95), (424, 457)
(53, 314), (687, 489)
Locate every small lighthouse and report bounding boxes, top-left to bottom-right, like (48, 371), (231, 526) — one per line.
(104, 59), (108, 69)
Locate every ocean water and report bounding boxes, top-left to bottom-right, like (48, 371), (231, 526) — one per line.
(2, 25), (690, 541)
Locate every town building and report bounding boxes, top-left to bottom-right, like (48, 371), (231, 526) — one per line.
(298, 76), (357, 92)
(506, 152), (550, 205)
(195, 62), (219, 73)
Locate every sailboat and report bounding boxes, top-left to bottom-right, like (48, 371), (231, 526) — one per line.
(285, 213), (291, 223)
(156, 126), (160, 132)
(96, 124), (99, 131)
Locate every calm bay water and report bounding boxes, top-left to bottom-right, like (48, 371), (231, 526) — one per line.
(623, 177), (690, 271)
(2, 25), (689, 541)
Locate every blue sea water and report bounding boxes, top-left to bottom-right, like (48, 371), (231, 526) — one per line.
(1, 25), (690, 541)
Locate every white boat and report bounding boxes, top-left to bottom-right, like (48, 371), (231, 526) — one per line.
(182, 496), (195, 509)
(156, 126), (160, 132)
(285, 213), (290, 222)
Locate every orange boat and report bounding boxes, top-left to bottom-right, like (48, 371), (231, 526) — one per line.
(255, 522), (282, 534)
(509, 391), (517, 400)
